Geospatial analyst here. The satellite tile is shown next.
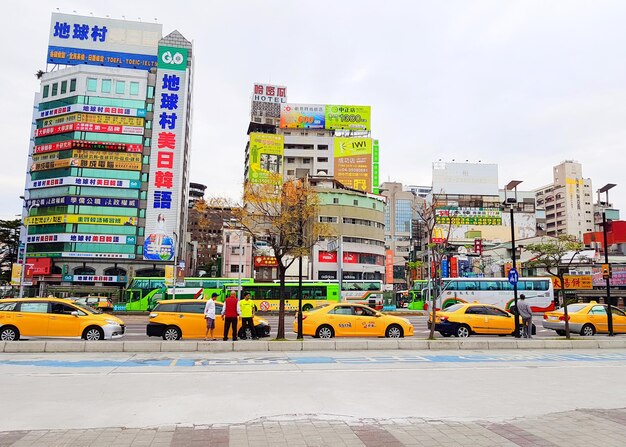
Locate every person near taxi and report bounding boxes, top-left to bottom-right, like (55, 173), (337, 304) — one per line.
(221, 291), (240, 341)
(204, 292), (217, 341)
(517, 294), (533, 338)
(239, 292), (258, 340)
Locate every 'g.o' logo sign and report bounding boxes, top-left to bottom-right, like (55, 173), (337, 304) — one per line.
(161, 51), (184, 65)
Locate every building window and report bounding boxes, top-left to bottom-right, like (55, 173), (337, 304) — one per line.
(130, 82), (140, 96)
(286, 157), (295, 163)
(287, 170), (295, 175)
(333, 198), (339, 204)
(303, 158), (311, 164)
(101, 79), (112, 93)
(318, 145), (328, 150)
(230, 265), (240, 273)
(115, 81), (125, 94)
(87, 78), (97, 92)
(317, 157), (328, 163)
(353, 200), (358, 206)
(60, 80), (67, 94)
(319, 216), (337, 223)
(42, 85), (49, 98)
(147, 103), (153, 112)
(69, 78), (76, 92)
(395, 199), (412, 233)
(51, 83), (58, 96)
(147, 85), (155, 98)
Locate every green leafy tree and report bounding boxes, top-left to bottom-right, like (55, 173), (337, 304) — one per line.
(0, 219), (21, 284)
(525, 235), (585, 339)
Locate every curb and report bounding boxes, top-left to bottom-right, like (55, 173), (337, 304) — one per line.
(1, 338), (625, 353)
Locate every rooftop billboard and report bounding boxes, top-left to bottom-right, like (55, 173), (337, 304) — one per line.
(431, 162), (499, 196)
(47, 13), (162, 70)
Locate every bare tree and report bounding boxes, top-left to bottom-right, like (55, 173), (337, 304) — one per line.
(235, 175), (331, 339)
(414, 199), (455, 340)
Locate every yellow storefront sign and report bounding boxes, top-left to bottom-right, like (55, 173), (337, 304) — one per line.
(552, 275), (593, 290)
(248, 133), (284, 185)
(41, 113), (144, 127)
(31, 159), (78, 171)
(31, 158), (141, 172)
(333, 137), (372, 192)
(25, 214), (138, 226)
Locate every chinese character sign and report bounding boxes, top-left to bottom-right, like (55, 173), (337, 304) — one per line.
(48, 13), (161, 71)
(279, 103), (325, 129)
(144, 45), (189, 261)
(333, 137), (373, 192)
(252, 83), (287, 103)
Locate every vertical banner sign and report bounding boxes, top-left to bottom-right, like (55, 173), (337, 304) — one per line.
(441, 256), (449, 278)
(248, 133), (284, 185)
(372, 139), (380, 194)
(165, 265), (174, 286)
(450, 256), (458, 278)
(144, 45), (189, 261)
(333, 137), (373, 192)
(385, 250), (394, 284)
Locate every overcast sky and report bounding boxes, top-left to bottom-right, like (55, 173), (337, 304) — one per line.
(2, 1), (626, 220)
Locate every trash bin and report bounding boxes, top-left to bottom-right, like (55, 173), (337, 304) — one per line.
(382, 291), (396, 311)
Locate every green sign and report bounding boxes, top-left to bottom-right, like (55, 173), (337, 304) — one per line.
(157, 46), (188, 71)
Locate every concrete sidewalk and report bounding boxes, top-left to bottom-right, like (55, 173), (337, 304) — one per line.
(1, 407), (624, 446)
(1, 337), (626, 353)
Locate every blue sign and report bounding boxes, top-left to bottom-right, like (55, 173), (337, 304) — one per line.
(47, 45), (157, 71)
(143, 234), (174, 261)
(26, 196), (139, 208)
(508, 268), (519, 285)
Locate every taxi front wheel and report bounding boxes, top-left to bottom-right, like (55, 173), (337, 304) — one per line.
(385, 324), (403, 338)
(83, 326), (104, 341)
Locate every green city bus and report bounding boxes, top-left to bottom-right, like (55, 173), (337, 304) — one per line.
(221, 281), (341, 312)
(123, 277), (253, 311)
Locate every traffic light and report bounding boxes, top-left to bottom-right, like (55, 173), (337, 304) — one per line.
(602, 263), (612, 279)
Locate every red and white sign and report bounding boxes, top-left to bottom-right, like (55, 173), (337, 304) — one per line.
(34, 140), (142, 154)
(385, 250), (394, 284)
(253, 83), (287, 104)
(37, 103), (145, 120)
(26, 257), (51, 275)
(260, 301), (270, 311)
(318, 251), (338, 263)
(343, 252), (358, 263)
(35, 122), (144, 137)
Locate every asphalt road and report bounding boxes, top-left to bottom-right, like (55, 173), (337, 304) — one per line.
(121, 314), (558, 341)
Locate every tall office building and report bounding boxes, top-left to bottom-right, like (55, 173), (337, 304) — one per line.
(19, 13), (193, 296)
(534, 160), (594, 240)
(242, 83), (384, 283)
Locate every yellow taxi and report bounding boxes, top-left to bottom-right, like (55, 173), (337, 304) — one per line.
(428, 302), (534, 337)
(294, 303), (414, 338)
(147, 299), (271, 340)
(0, 297), (125, 341)
(543, 302), (626, 336)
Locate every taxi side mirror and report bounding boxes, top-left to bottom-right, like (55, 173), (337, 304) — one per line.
(71, 311), (79, 317)
(375, 312), (382, 318)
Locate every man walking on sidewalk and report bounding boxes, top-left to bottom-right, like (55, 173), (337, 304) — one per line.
(517, 294), (533, 338)
(221, 291), (240, 341)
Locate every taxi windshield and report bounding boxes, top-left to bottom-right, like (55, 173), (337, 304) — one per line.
(74, 303), (101, 314)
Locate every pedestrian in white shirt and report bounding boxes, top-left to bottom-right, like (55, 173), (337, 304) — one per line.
(204, 293), (217, 340)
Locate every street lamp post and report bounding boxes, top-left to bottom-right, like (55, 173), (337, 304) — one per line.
(19, 202), (39, 298)
(505, 180), (523, 338)
(237, 227), (243, 299)
(598, 183), (617, 336)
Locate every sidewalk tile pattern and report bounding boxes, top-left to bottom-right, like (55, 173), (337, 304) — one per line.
(1, 408), (626, 446)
